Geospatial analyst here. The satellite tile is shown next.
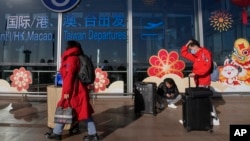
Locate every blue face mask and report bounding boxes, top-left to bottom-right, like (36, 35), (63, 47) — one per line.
(191, 49), (197, 54)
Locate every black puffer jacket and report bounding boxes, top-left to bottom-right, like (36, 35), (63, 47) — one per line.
(157, 82), (179, 99)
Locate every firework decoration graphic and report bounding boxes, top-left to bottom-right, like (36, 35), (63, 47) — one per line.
(209, 10), (233, 32)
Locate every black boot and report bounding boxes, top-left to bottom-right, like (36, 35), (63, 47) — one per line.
(45, 132), (62, 141)
(69, 123), (80, 135)
(83, 134), (99, 141)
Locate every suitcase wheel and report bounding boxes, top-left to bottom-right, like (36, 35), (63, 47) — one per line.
(209, 129), (213, 133)
(135, 112), (142, 117)
(153, 109), (157, 116)
(205, 126), (213, 133)
(186, 127), (191, 132)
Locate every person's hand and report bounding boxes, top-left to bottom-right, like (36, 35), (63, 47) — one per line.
(166, 94), (171, 97)
(64, 94), (69, 99)
(186, 40), (193, 47)
(87, 84), (94, 92)
(87, 84), (94, 90)
(189, 72), (195, 77)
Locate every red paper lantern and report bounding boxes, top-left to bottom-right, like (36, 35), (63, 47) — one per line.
(232, 0), (250, 24)
(232, 0), (250, 7)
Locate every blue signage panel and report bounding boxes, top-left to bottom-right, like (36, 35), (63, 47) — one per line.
(140, 18), (164, 40)
(41, 0), (80, 13)
(62, 12), (127, 42)
(1, 12), (127, 42)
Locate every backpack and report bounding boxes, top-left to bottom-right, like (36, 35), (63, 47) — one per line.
(210, 61), (219, 82)
(203, 51), (219, 82)
(78, 55), (95, 84)
(157, 82), (165, 96)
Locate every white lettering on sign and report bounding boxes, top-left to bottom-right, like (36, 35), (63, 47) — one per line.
(234, 129), (247, 136)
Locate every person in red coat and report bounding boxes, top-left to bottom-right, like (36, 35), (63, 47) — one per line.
(47, 41), (99, 141)
(181, 39), (212, 87)
(180, 39), (220, 126)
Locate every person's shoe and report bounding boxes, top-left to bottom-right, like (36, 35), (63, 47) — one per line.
(69, 123), (81, 135)
(213, 118), (220, 126)
(45, 132), (62, 141)
(83, 134), (99, 141)
(69, 127), (80, 135)
(179, 119), (183, 124)
(211, 112), (216, 117)
(158, 104), (165, 110)
(168, 103), (177, 109)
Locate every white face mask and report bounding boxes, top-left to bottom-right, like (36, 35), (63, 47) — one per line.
(191, 49), (197, 54)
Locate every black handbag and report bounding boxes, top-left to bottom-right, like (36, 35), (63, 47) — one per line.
(54, 99), (73, 124)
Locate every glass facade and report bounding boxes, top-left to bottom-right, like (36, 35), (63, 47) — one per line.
(0, 1), (58, 63)
(0, 0), (58, 91)
(0, 0), (249, 93)
(202, 0), (243, 65)
(61, 0), (128, 91)
(132, 0), (196, 81)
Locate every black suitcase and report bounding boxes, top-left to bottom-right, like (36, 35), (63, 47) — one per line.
(134, 82), (157, 116)
(182, 77), (213, 132)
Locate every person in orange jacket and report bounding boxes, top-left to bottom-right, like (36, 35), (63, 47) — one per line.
(180, 39), (212, 87)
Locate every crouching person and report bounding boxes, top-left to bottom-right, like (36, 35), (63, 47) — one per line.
(157, 78), (182, 109)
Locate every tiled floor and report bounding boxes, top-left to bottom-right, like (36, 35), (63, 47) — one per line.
(0, 95), (250, 141)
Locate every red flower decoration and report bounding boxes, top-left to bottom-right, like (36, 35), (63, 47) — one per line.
(10, 67), (32, 91)
(147, 49), (185, 78)
(94, 68), (110, 92)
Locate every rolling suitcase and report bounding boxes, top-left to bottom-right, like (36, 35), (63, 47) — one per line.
(134, 82), (157, 116)
(182, 77), (213, 132)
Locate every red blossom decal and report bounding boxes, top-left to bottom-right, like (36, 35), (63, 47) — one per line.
(94, 68), (110, 92)
(10, 67), (32, 91)
(147, 49), (185, 78)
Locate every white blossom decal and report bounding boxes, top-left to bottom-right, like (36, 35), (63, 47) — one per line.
(10, 67), (32, 91)
(94, 68), (110, 92)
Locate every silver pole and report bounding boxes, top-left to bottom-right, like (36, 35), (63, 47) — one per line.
(56, 13), (62, 71)
(197, 0), (204, 46)
(127, 0), (133, 93)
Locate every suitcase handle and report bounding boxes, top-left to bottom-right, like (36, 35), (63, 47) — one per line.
(188, 76), (190, 88)
(188, 76), (193, 88)
(188, 76), (198, 88)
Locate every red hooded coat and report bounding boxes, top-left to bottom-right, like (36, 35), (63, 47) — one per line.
(181, 45), (212, 86)
(58, 47), (94, 121)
